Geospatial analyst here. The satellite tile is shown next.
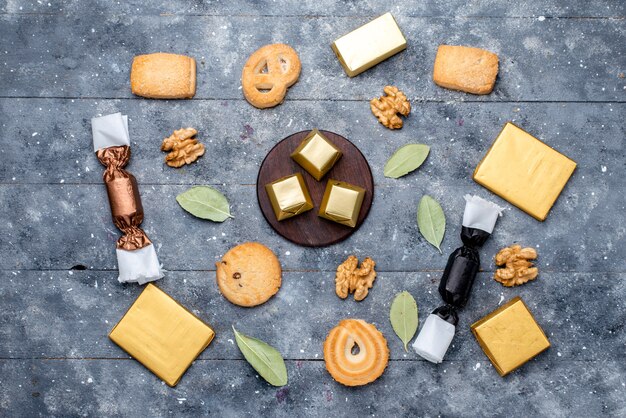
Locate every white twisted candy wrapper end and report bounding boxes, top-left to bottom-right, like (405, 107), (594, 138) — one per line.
(462, 194), (505, 234)
(91, 112), (129, 151)
(412, 314), (456, 364)
(116, 245), (164, 285)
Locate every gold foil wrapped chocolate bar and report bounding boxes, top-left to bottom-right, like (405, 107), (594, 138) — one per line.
(109, 284), (215, 386)
(92, 113), (163, 284)
(473, 123), (576, 221)
(471, 297), (550, 376)
(331, 12), (407, 77)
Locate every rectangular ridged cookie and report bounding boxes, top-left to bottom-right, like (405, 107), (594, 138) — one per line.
(130, 52), (196, 99)
(433, 45), (498, 95)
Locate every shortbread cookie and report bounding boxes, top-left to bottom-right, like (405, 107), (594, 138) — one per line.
(323, 319), (389, 386)
(216, 242), (281, 307)
(433, 45), (499, 95)
(131, 53), (196, 99)
(242, 44), (301, 109)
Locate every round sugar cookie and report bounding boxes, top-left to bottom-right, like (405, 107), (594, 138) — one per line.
(323, 319), (389, 386)
(216, 242), (282, 307)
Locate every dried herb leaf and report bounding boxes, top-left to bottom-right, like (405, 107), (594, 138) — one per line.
(176, 186), (233, 222)
(389, 291), (419, 352)
(384, 144), (430, 178)
(233, 326), (288, 387)
(417, 195), (446, 253)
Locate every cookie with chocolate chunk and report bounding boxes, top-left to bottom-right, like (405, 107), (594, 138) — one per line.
(433, 45), (499, 95)
(216, 242), (281, 307)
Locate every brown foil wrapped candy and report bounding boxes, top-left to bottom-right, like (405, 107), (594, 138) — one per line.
(92, 113), (163, 284)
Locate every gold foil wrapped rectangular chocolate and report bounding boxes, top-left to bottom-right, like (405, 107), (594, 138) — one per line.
(318, 179), (365, 227)
(473, 122), (576, 221)
(265, 173), (314, 221)
(109, 284), (215, 387)
(331, 12), (407, 77)
(291, 129), (342, 181)
(471, 297), (550, 376)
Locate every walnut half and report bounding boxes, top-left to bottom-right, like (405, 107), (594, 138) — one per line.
(494, 244), (538, 287)
(370, 86), (411, 129)
(161, 128), (205, 168)
(335, 256), (377, 301)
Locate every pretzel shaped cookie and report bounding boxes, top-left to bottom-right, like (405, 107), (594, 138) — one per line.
(242, 44), (301, 109)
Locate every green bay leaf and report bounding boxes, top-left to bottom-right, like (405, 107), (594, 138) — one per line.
(233, 326), (288, 387)
(417, 195), (446, 253)
(389, 291), (419, 352)
(176, 186), (233, 222)
(384, 143), (430, 179)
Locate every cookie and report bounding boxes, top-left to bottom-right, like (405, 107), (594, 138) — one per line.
(242, 44), (301, 109)
(432, 45), (499, 95)
(216, 242), (281, 307)
(130, 53), (196, 99)
(323, 319), (389, 386)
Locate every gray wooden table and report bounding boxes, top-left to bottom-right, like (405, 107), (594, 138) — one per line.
(1, 1), (625, 416)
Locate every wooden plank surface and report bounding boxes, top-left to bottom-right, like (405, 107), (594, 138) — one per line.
(1, 16), (624, 101)
(0, 0), (625, 416)
(2, 270), (625, 360)
(1, 0), (625, 18)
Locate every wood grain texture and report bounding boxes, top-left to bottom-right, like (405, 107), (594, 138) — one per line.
(2, 270), (624, 362)
(1, 0), (625, 416)
(1, 16), (624, 102)
(256, 130), (373, 246)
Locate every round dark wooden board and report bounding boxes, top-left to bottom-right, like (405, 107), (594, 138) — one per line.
(256, 130), (374, 247)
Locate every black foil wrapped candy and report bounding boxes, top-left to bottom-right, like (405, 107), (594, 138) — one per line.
(413, 195), (503, 363)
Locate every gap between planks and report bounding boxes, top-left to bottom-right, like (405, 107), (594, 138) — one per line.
(0, 12), (624, 19)
(1, 268), (623, 274)
(0, 357), (601, 363)
(1, 97), (625, 104)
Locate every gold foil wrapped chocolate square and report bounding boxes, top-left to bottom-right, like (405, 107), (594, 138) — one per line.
(471, 297), (550, 377)
(109, 284), (215, 387)
(473, 122), (576, 221)
(265, 173), (314, 221)
(318, 179), (365, 227)
(290, 129), (342, 181)
(331, 12), (407, 77)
